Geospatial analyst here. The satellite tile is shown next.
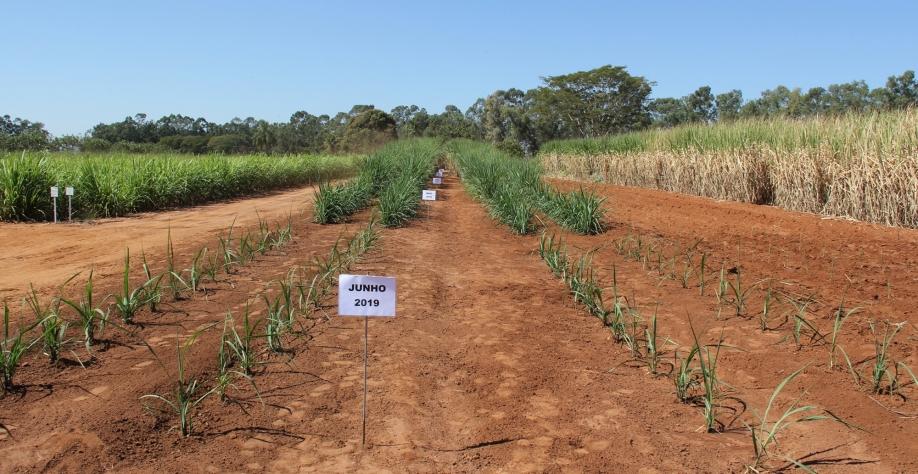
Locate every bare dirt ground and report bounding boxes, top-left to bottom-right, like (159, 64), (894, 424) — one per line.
(0, 176), (915, 472)
(0, 185), (317, 300)
(549, 178), (918, 471)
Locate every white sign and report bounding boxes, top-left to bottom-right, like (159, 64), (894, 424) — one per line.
(338, 274), (396, 317)
(50, 186), (59, 198)
(432, 177), (443, 185)
(65, 187), (74, 196)
(436, 169), (444, 177)
(421, 190), (437, 201)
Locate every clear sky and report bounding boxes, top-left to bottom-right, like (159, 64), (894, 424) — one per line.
(3, 1), (916, 135)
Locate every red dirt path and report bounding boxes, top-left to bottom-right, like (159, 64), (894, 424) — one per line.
(0, 176), (915, 472)
(0, 185), (316, 301)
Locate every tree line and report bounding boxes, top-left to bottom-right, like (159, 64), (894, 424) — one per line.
(3, 66), (916, 155)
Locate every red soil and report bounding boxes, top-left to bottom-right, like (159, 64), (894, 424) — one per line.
(0, 176), (914, 472)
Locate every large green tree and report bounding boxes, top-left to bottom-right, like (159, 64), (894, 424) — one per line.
(390, 105), (428, 138)
(528, 65), (653, 138)
(426, 105), (479, 139)
(482, 89), (537, 155)
(685, 86), (716, 123)
(648, 97), (690, 127)
(0, 115), (51, 150)
(340, 109), (397, 152)
(715, 90), (743, 121)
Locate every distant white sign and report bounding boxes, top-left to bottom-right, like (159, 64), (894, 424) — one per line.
(65, 187), (74, 196)
(436, 169), (444, 177)
(50, 186), (59, 198)
(338, 274), (396, 317)
(421, 190), (437, 201)
(432, 177), (443, 185)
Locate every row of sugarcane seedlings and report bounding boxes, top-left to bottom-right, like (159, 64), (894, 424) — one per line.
(0, 152), (357, 221)
(313, 139), (442, 227)
(448, 140), (606, 235)
(153, 139), (448, 433)
(141, 217), (381, 436)
(0, 215), (298, 397)
(538, 233), (862, 471)
(540, 232), (918, 471)
(612, 231), (918, 396)
(2, 212), (379, 436)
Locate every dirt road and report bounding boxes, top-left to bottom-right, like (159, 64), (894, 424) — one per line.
(0, 186), (318, 300)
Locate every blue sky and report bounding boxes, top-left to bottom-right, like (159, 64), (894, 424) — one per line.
(2, 1), (916, 135)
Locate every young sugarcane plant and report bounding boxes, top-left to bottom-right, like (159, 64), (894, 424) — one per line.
(643, 311), (672, 376)
(679, 255), (695, 289)
(38, 308), (68, 364)
(786, 297), (824, 349)
(538, 232), (569, 279)
(745, 365), (852, 472)
(621, 305), (643, 358)
(61, 270), (108, 349)
(256, 213), (273, 255)
(351, 214), (380, 255)
(263, 295), (287, 353)
(698, 253), (707, 296)
(26, 286), (68, 364)
(218, 227), (239, 274)
(184, 247), (207, 293)
(759, 286), (778, 331)
(202, 252), (219, 284)
(140, 332), (214, 437)
(165, 228), (186, 301)
(691, 323), (727, 433)
(237, 232), (255, 265)
(1, 303), (37, 395)
(298, 271), (324, 313)
(568, 253), (607, 321)
(278, 277), (296, 326)
(214, 318), (260, 403)
(224, 307), (260, 376)
(828, 301), (861, 369)
(725, 269), (763, 317)
(868, 321), (906, 394)
(215, 320), (234, 402)
(39, 313), (68, 364)
(141, 249), (163, 313)
(270, 217), (293, 250)
(112, 248), (149, 324)
(673, 345), (700, 403)
(666, 255), (678, 281)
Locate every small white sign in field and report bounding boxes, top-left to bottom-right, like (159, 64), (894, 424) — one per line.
(65, 187), (74, 196)
(422, 190), (437, 201)
(436, 169), (444, 177)
(50, 186), (59, 198)
(432, 177), (443, 185)
(338, 274), (396, 317)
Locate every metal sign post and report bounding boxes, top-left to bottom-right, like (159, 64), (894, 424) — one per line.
(65, 187), (74, 222)
(338, 274), (397, 446)
(50, 186), (59, 223)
